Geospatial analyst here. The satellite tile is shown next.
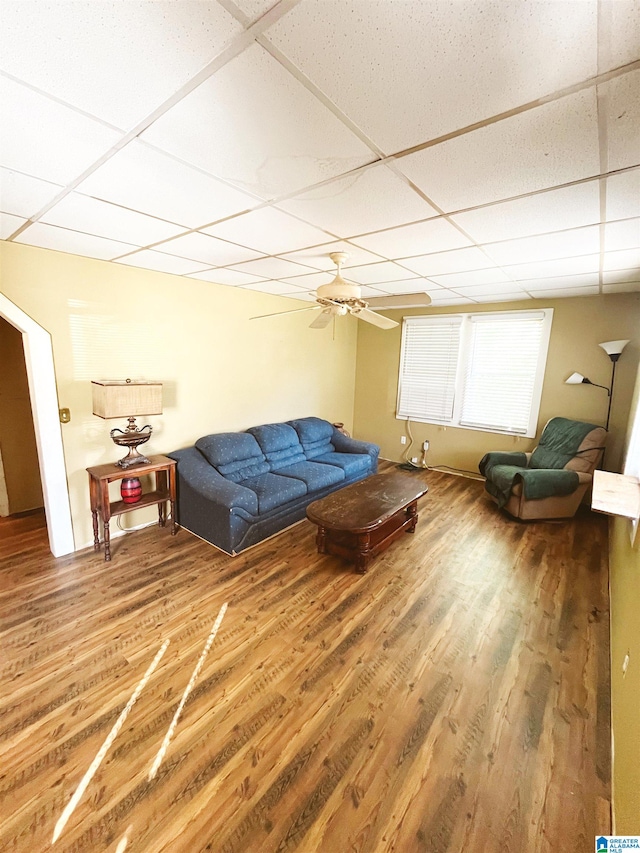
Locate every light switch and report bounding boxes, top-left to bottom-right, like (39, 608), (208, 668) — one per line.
(59, 408), (71, 423)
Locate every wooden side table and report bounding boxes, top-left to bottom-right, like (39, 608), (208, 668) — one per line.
(87, 454), (177, 561)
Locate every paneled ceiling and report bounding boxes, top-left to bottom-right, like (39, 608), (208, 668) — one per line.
(1, 0), (639, 307)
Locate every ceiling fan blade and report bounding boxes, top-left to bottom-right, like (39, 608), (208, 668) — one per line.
(353, 308), (399, 330)
(366, 292), (432, 309)
(309, 309), (333, 329)
(251, 305), (321, 320)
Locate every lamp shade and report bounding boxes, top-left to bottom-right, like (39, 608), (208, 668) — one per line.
(599, 339), (630, 357)
(91, 380), (162, 419)
(565, 372), (586, 385)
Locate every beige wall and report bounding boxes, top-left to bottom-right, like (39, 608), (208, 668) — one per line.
(0, 241), (357, 549)
(609, 361), (640, 833)
(0, 317), (43, 514)
(353, 294), (640, 474)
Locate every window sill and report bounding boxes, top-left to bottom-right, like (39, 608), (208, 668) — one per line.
(591, 470), (640, 520)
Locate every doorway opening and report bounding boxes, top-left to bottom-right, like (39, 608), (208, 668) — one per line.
(0, 293), (74, 556)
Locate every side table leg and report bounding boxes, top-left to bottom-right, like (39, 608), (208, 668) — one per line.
(170, 500), (177, 536)
(104, 520), (112, 562)
(406, 502), (418, 533)
(92, 510), (100, 550)
(158, 502), (166, 527)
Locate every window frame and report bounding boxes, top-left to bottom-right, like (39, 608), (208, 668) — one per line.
(396, 308), (554, 438)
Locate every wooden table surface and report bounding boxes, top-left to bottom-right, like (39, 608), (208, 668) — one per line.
(306, 471), (429, 531)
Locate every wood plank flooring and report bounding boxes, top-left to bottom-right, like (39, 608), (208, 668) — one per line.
(0, 467), (611, 852)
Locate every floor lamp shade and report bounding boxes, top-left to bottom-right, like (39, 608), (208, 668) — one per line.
(91, 380), (163, 468)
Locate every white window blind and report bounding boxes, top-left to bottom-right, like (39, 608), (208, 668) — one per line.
(460, 312), (547, 434)
(398, 317), (462, 422)
(397, 309), (553, 437)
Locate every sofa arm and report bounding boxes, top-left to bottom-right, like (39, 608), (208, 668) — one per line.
(331, 429), (380, 470)
(479, 451), (528, 478)
(167, 447), (258, 514)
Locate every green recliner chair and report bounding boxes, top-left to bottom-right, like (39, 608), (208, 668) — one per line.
(479, 417), (607, 520)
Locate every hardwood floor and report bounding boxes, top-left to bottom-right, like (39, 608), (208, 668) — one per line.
(0, 467), (611, 852)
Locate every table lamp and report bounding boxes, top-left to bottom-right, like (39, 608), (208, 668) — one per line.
(91, 379), (162, 468)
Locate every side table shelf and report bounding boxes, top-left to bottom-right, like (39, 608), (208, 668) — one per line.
(87, 454), (178, 562)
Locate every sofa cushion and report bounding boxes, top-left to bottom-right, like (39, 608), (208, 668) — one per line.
(195, 432), (269, 484)
(314, 451), (371, 477)
(288, 417), (335, 460)
(276, 460), (345, 491)
(248, 423), (306, 470)
(239, 472), (307, 513)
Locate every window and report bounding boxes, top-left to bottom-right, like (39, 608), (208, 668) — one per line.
(397, 309), (553, 437)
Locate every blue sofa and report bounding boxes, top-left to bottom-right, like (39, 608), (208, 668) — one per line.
(168, 417), (379, 555)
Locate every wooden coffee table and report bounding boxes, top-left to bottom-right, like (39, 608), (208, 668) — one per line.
(306, 472), (428, 573)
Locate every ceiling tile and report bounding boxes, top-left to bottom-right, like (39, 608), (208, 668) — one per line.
(605, 219), (640, 252)
(607, 170), (640, 220)
(0, 212), (26, 239)
(519, 273), (600, 291)
(450, 181), (601, 244)
(449, 282), (525, 297)
(204, 206), (333, 255)
(351, 217), (472, 259)
(483, 225), (600, 266)
(358, 285), (388, 298)
(14, 222), (139, 259)
(396, 89), (600, 212)
(142, 43), (374, 199)
(266, 0), (596, 152)
(277, 271), (334, 289)
(433, 269), (513, 288)
(603, 248), (640, 271)
(186, 268), (267, 286)
(0, 168), (63, 219)
(344, 261), (421, 285)
(603, 268), (640, 285)
(0, 1), (243, 129)
(156, 232), (261, 266)
(77, 142), (259, 229)
(472, 293), (532, 303)
(229, 256), (316, 279)
(281, 290), (318, 302)
(504, 254), (601, 280)
(0, 76), (123, 185)
(242, 280), (309, 296)
(42, 193), (184, 245)
(280, 242), (382, 269)
(602, 2), (640, 71)
(603, 70), (640, 172)
(603, 282), (640, 294)
(115, 250), (211, 276)
(532, 286), (600, 298)
(232, 0), (281, 25)
(276, 164), (437, 236)
(398, 246), (497, 277)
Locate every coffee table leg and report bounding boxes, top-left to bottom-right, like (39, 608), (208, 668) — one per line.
(406, 501), (418, 533)
(316, 525), (327, 554)
(356, 532), (371, 574)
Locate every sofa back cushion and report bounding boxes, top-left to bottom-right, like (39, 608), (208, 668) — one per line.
(288, 417), (335, 460)
(195, 432), (270, 484)
(247, 423), (306, 471)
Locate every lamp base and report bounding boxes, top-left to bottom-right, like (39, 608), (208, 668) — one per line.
(110, 419), (153, 469)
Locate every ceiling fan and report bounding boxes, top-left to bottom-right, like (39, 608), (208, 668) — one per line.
(251, 252), (431, 330)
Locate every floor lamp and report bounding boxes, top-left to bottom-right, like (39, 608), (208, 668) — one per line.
(565, 339), (629, 430)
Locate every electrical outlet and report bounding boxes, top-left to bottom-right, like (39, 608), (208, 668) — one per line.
(411, 457), (418, 464)
(400, 436), (407, 445)
(423, 440), (429, 451)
